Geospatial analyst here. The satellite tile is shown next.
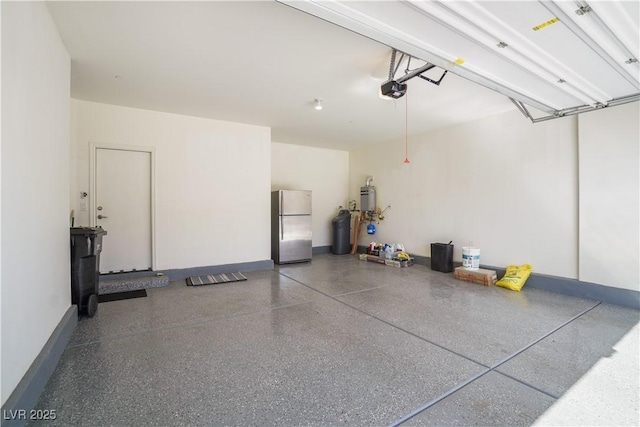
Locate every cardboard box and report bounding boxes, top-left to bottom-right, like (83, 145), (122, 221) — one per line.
(385, 258), (415, 268)
(454, 266), (497, 286)
(359, 253), (414, 267)
(363, 254), (386, 265)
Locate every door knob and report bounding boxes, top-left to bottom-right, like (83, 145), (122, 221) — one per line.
(97, 215), (108, 219)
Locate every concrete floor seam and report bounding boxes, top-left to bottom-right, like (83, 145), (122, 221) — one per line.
(492, 370), (560, 399)
(330, 283), (403, 298)
(488, 301), (601, 370)
(275, 271), (500, 427)
(276, 271), (489, 365)
(390, 369), (493, 426)
(34, 255), (636, 426)
(389, 321), (584, 427)
(277, 271), (605, 426)
(388, 303), (602, 425)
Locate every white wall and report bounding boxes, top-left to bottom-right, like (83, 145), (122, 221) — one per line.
(71, 100), (271, 270)
(271, 142), (349, 248)
(0, 2), (3, 405)
(578, 102), (639, 291)
(1, 2), (71, 405)
(350, 109), (579, 279)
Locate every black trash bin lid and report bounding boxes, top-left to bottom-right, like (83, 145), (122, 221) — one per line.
(70, 226), (107, 236)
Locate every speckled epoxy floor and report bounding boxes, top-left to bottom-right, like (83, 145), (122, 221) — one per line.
(30, 254), (639, 426)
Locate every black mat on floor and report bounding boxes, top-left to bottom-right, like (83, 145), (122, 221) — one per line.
(98, 289), (147, 303)
(187, 272), (247, 286)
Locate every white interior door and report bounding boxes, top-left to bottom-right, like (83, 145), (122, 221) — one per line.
(95, 148), (152, 273)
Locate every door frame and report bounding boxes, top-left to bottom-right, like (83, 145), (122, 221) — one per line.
(89, 142), (157, 271)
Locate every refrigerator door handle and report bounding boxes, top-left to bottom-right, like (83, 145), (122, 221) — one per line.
(280, 192), (283, 240)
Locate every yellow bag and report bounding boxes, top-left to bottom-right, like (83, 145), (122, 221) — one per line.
(495, 264), (532, 291)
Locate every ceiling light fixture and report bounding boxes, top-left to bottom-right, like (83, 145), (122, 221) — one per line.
(314, 99), (323, 110)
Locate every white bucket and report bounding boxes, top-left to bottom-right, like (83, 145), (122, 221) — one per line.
(462, 247), (480, 270)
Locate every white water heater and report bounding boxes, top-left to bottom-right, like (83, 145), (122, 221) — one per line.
(360, 176), (376, 212)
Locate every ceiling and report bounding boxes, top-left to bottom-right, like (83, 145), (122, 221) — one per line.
(47, 1), (516, 151)
(47, 1), (638, 151)
(283, 0), (639, 119)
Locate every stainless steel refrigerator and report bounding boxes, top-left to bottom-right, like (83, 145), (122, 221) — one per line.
(271, 190), (312, 264)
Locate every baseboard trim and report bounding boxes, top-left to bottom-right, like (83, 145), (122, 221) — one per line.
(161, 259), (275, 281)
(312, 246), (332, 255)
(99, 270), (158, 281)
(1, 305), (77, 427)
(485, 265), (640, 310)
(356, 247), (639, 309)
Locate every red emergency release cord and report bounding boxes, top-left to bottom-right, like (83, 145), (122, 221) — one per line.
(404, 84), (410, 164)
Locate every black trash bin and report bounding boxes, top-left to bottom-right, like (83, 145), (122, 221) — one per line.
(70, 226), (107, 317)
(431, 241), (454, 273)
(331, 210), (352, 255)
